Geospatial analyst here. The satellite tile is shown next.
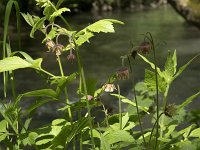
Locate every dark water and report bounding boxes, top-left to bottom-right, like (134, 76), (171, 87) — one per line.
(0, 5), (200, 115)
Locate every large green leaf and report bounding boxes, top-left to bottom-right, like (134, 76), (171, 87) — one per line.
(0, 56), (42, 73)
(0, 56), (32, 72)
(75, 19), (123, 46)
(189, 128), (200, 138)
(104, 130), (134, 145)
(22, 89), (58, 99)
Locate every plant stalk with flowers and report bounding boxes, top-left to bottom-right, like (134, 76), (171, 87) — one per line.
(1, 0), (200, 149)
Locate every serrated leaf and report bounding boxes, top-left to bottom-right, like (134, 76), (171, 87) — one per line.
(163, 50), (177, 83)
(21, 12), (34, 26)
(75, 31), (94, 46)
(36, 0), (50, 8)
(50, 7), (70, 20)
(144, 69), (167, 93)
(75, 19), (123, 46)
(30, 17), (46, 38)
(104, 130), (134, 144)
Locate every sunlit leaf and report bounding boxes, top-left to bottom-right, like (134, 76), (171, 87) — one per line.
(30, 17), (46, 38)
(50, 7), (70, 20)
(189, 128), (200, 138)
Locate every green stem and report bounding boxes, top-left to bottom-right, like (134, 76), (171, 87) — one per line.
(148, 112), (164, 149)
(146, 32), (159, 150)
(160, 84), (170, 137)
(133, 85), (146, 144)
(10, 71), (16, 100)
(117, 83), (122, 130)
(57, 56), (74, 148)
(75, 47), (95, 150)
(102, 105), (109, 127)
(40, 68), (55, 77)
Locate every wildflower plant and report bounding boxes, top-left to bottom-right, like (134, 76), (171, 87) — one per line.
(0, 0), (200, 150)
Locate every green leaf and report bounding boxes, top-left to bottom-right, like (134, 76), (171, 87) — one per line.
(0, 56), (32, 72)
(30, 17), (46, 38)
(101, 134), (111, 150)
(0, 120), (8, 132)
(189, 128), (200, 138)
(111, 94), (149, 113)
(122, 113), (129, 129)
(138, 53), (163, 77)
(173, 53), (200, 81)
(21, 13), (34, 26)
(163, 50), (177, 83)
(0, 134), (7, 142)
(76, 31), (94, 46)
(177, 91), (200, 111)
(50, 7), (70, 20)
(144, 69), (167, 93)
(42, 27), (57, 43)
(75, 19), (123, 46)
(22, 89), (58, 100)
(104, 130), (134, 145)
(36, 0), (50, 8)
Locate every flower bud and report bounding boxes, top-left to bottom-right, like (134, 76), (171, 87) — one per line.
(103, 84), (116, 92)
(67, 53), (76, 62)
(45, 39), (55, 51)
(138, 41), (151, 54)
(53, 44), (64, 56)
(116, 67), (129, 80)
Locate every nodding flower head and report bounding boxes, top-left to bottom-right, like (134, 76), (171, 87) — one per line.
(138, 41), (151, 54)
(52, 44), (64, 56)
(45, 39), (55, 51)
(131, 50), (138, 59)
(103, 83), (116, 92)
(67, 52), (76, 62)
(116, 67), (129, 80)
(164, 104), (177, 118)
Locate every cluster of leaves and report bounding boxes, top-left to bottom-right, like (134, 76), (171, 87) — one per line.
(0, 0), (200, 150)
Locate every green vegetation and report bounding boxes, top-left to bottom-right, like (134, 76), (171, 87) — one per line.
(0, 0), (200, 149)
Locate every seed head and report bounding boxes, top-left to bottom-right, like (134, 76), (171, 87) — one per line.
(138, 41), (151, 54)
(164, 104), (177, 118)
(45, 39), (55, 51)
(116, 67), (129, 80)
(52, 44), (64, 56)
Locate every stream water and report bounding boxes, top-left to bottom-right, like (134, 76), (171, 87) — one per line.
(0, 5), (200, 119)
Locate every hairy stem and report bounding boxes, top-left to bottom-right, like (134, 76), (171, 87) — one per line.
(117, 83), (122, 130)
